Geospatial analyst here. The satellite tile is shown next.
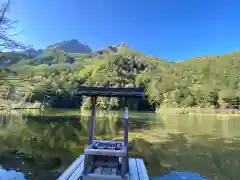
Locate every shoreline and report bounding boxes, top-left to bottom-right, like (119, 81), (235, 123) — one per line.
(1, 107), (240, 117)
(156, 107), (240, 116)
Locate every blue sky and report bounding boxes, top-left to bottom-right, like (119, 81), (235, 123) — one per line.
(8, 0), (240, 61)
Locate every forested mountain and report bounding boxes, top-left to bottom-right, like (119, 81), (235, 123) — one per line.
(1, 41), (240, 111)
(47, 39), (92, 54)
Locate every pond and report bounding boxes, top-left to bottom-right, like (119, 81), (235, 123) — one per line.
(0, 109), (240, 180)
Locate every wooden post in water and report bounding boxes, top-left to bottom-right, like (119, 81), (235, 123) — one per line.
(122, 97), (129, 177)
(124, 104), (128, 147)
(89, 96), (97, 145)
(124, 98), (129, 150)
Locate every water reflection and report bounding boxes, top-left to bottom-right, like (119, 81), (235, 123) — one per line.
(0, 110), (239, 180)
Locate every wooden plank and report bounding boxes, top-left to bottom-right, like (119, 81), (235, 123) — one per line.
(102, 167), (112, 175)
(75, 86), (144, 98)
(128, 158), (140, 180)
(57, 155), (84, 180)
(135, 159), (149, 180)
(85, 174), (122, 180)
(93, 140), (123, 150)
(86, 166), (93, 174)
(92, 140), (124, 149)
(94, 140), (124, 144)
(94, 167), (103, 174)
(67, 161), (84, 180)
(84, 146), (127, 157)
(110, 168), (117, 175)
(95, 160), (117, 167)
(58, 155), (149, 180)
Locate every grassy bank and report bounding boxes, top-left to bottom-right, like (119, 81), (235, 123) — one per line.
(0, 109), (43, 116)
(156, 107), (240, 116)
(0, 99), (44, 109)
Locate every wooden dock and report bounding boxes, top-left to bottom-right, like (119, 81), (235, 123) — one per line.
(58, 87), (147, 180)
(57, 155), (149, 180)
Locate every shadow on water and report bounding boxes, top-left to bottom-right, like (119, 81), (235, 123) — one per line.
(0, 110), (240, 180)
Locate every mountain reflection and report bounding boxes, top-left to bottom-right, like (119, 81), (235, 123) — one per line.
(0, 110), (240, 180)
(0, 110), (150, 180)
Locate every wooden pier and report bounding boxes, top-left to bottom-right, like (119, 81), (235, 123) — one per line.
(57, 86), (149, 180)
(57, 155), (149, 180)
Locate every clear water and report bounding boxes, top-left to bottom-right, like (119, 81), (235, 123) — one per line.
(0, 169), (26, 180)
(0, 109), (240, 180)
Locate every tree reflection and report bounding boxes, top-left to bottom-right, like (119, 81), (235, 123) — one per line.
(128, 134), (240, 180)
(0, 111), (152, 180)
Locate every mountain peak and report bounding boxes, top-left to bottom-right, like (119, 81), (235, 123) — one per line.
(47, 39), (92, 54)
